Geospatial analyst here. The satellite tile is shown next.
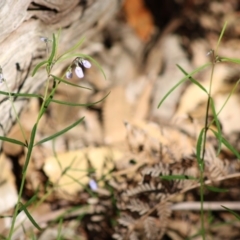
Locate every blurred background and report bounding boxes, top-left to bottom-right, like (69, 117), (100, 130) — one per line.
(1, 0), (240, 239)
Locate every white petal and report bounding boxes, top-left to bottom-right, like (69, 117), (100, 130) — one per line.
(82, 59), (91, 68)
(89, 179), (98, 191)
(66, 71), (72, 79)
(0, 73), (4, 83)
(207, 50), (213, 56)
(75, 66), (84, 78)
(40, 37), (48, 42)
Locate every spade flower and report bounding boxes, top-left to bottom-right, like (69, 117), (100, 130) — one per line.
(66, 58), (91, 79)
(0, 73), (4, 83)
(0, 67), (4, 83)
(89, 178), (98, 191)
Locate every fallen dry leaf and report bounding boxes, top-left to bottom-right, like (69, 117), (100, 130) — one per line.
(123, 0), (155, 41)
(43, 147), (123, 195)
(0, 153), (17, 214)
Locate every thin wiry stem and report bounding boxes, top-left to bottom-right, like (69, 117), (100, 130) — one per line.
(198, 50), (216, 240)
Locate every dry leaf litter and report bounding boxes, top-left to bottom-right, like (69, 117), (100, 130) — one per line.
(1, 0), (240, 239)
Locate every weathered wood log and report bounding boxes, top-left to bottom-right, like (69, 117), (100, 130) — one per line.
(0, 0), (122, 149)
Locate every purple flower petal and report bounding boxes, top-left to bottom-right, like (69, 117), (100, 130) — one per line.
(66, 70), (73, 79)
(0, 73), (4, 83)
(75, 66), (84, 78)
(40, 37), (48, 42)
(89, 179), (98, 191)
(82, 59), (91, 68)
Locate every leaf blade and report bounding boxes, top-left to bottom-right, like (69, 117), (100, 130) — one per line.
(221, 205), (240, 221)
(0, 136), (26, 147)
(158, 63), (211, 108)
(160, 175), (197, 180)
(35, 117), (85, 146)
(50, 74), (92, 90)
(176, 64), (208, 94)
(210, 129), (240, 159)
(51, 92), (110, 107)
(209, 97), (222, 155)
(19, 203), (42, 231)
(32, 60), (48, 77)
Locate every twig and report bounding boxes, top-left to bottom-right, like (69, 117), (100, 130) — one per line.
(172, 201), (240, 211)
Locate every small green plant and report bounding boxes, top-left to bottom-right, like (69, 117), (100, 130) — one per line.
(0, 30), (107, 239)
(158, 22), (240, 239)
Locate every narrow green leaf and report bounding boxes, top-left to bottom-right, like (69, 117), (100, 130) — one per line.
(23, 124), (37, 173)
(0, 90), (12, 97)
(53, 205), (90, 223)
(187, 229), (204, 240)
(35, 117), (85, 146)
(210, 129), (240, 159)
(32, 60), (48, 76)
(15, 93), (42, 99)
(65, 173), (96, 197)
(196, 128), (205, 165)
(0, 215), (12, 218)
(158, 63), (211, 108)
(206, 185), (228, 193)
(207, 213), (214, 224)
(51, 92), (110, 107)
(30, 232), (37, 240)
(50, 74), (92, 90)
(48, 34), (56, 64)
(215, 79), (240, 117)
(61, 157), (77, 176)
(215, 21), (227, 54)
(20, 194), (38, 209)
(20, 203), (42, 231)
(58, 37), (85, 60)
(221, 205), (240, 221)
(55, 28), (62, 57)
(219, 57), (240, 64)
(211, 220), (238, 228)
(160, 175), (197, 180)
(209, 97), (222, 155)
(157, 78), (186, 108)
(0, 91), (42, 99)
(176, 64), (208, 94)
(56, 218), (63, 240)
(0, 136), (26, 147)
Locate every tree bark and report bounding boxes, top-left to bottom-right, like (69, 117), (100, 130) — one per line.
(0, 0), (122, 149)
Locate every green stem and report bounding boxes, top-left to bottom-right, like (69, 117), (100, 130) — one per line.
(7, 72), (58, 240)
(3, 80), (28, 146)
(198, 51), (216, 240)
(7, 129), (36, 239)
(6, 33), (86, 237)
(7, 70), (64, 238)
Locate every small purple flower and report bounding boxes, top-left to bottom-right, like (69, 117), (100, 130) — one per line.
(40, 37), (48, 43)
(207, 50), (213, 56)
(0, 67), (4, 83)
(89, 179), (98, 191)
(66, 58), (92, 79)
(74, 58), (92, 78)
(66, 68), (73, 79)
(81, 59), (91, 69)
(75, 66), (84, 78)
(0, 73), (4, 83)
